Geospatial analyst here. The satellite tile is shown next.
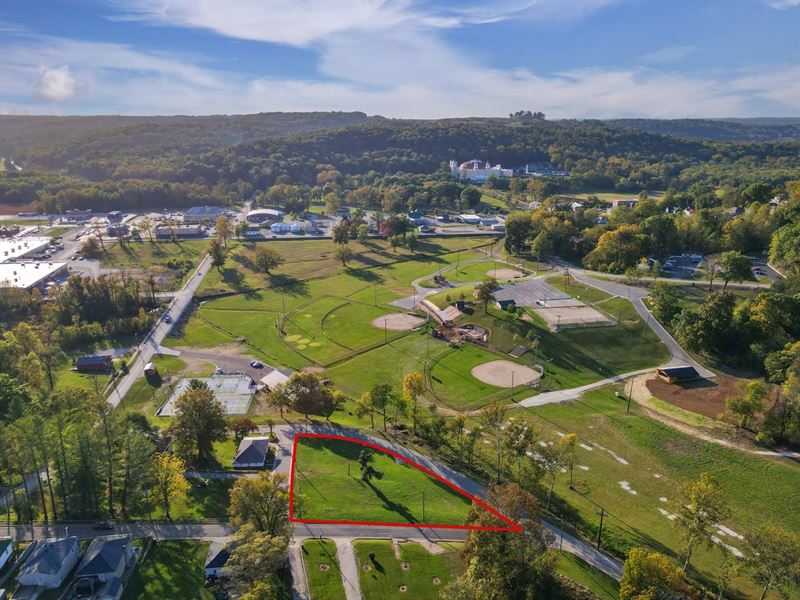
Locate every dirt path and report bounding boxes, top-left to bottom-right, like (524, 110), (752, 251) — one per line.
(631, 375), (800, 460)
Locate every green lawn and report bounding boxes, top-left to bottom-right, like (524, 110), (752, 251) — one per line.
(555, 553), (619, 600)
(302, 538), (347, 600)
(506, 388), (800, 599)
(101, 239), (208, 289)
(124, 540), (213, 599)
(354, 540), (463, 600)
(293, 437), (472, 525)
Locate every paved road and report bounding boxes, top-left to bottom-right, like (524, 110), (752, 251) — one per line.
(175, 348), (266, 382)
(106, 203), (251, 406)
(3, 521), (235, 542)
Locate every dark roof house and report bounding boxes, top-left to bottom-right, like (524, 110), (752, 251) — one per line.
(76, 355), (114, 374)
(17, 537), (81, 589)
(204, 542), (231, 577)
(232, 437), (270, 469)
(74, 535), (135, 600)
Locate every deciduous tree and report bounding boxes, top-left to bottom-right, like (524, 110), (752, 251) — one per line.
(229, 473), (291, 536)
(619, 548), (686, 600)
(152, 452), (190, 520)
(670, 473), (729, 570)
(166, 384), (228, 464)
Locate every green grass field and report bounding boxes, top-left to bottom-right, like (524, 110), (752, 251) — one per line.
(293, 437), (472, 525)
(354, 540), (463, 600)
(124, 540), (213, 599)
(302, 538), (347, 600)
(101, 239), (207, 289)
(503, 388), (800, 599)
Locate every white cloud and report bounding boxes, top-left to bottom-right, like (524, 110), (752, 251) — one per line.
(34, 66), (79, 102)
(0, 1), (797, 118)
(639, 45), (695, 64)
(765, 0), (800, 9)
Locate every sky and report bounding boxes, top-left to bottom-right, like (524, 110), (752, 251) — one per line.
(0, 0), (798, 118)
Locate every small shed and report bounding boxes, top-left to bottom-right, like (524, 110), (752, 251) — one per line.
(144, 362), (157, 376)
(656, 366), (700, 383)
(495, 299), (516, 311)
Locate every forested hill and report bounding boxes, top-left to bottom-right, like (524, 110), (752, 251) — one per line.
(220, 119), (800, 190)
(606, 118), (800, 142)
(0, 111), (372, 165)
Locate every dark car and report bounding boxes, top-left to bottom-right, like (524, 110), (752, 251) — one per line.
(92, 521), (114, 531)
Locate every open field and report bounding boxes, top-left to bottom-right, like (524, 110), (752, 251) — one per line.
(504, 388), (800, 599)
(198, 236), (494, 296)
(354, 540), (463, 600)
(293, 436), (473, 525)
(566, 190), (666, 203)
(302, 538), (347, 600)
(101, 239), (208, 289)
(124, 540), (214, 599)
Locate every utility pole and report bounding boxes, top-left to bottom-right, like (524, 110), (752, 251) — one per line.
(596, 508), (605, 549)
(510, 370), (515, 401)
(422, 491), (426, 522)
(626, 377), (633, 414)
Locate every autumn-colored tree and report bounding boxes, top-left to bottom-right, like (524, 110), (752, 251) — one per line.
(229, 472), (291, 537)
(215, 215), (234, 246)
(152, 452), (190, 520)
(229, 416), (258, 445)
(744, 523), (800, 600)
(402, 371), (425, 434)
(670, 472), (729, 570)
(619, 547), (686, 600)
(254, 246), (284, 275)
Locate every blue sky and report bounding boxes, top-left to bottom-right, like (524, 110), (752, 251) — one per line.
(1, 0), (798, 117)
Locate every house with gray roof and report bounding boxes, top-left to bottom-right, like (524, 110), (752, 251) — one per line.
(204, 542), (231, 577)
(0, 537), (12, 572)
(74, 535), (135, 600)
(232, 437), (271, 469)
(17, 537), (80, 589)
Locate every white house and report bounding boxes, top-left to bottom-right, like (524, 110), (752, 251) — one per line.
(0, 538), (12, 572)
(449, 159), (513, 182)
(17, 537), (80, 589)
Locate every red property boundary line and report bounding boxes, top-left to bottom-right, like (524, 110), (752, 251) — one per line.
(288, 433), (521, 532)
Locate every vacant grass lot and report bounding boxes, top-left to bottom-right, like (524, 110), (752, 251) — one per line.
(124, 540), (213, 599)
(101, 239), (207, 289)
(354, 540), (463, 600)
(302, 538), (347, 600)
(294, 437), (472, 525)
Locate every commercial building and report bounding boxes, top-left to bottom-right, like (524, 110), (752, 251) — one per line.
(246, 208), (284, 224)
(183, 206), (227, 224)
(158, 373), (256, 416)
(0, 237), (52, 262)
(155, 225), (204, 239)
(449, 159), (513, 182)
(0, 261), (67, 290)
(611, 198), (639, 208)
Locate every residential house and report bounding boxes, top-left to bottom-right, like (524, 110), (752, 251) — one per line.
(0, 538), (12, 572)
(232, 437), (271, 469)
(204, 543), (231, 578)
(76, 355), (114, 374)
(73, 535), (135, 600)
(17, 537), (81, 589)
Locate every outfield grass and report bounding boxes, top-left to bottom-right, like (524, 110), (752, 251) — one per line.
(124, 540), (213, 599)
(428, 343), (518, 410)
(326, 331), (442, 399)
(354, 540), (463, 600)
(293, 437), (472, 525)
(302, 538), (347, 600)
(555, 553), (619, 600)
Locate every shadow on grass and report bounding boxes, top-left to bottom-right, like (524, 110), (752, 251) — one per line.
(347, 269), (385, 284)
(269, 274), (310, 297)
